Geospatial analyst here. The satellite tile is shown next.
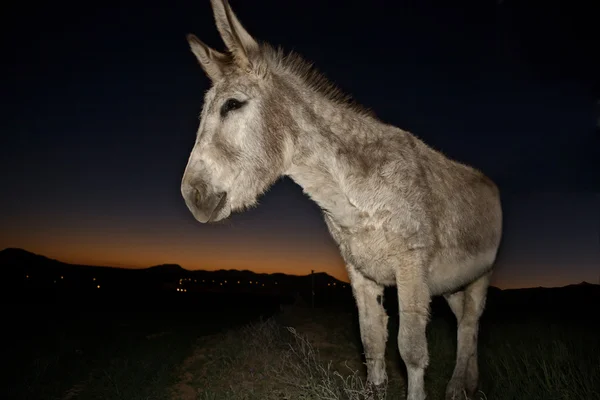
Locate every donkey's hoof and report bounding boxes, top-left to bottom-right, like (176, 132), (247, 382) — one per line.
(366, 381), (387, 400)
(445, 381), (476, 400)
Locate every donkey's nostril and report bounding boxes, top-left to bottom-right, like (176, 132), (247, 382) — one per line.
(193, 188), (204, 209)
(182, 183), (228, 223)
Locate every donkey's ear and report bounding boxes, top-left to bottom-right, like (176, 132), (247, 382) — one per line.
(210, 0), (259, 70)
(187, 34), (230, 82)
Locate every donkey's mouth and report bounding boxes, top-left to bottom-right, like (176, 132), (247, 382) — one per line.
(186, 188), (230, 223)
(207, 192), (229, 222)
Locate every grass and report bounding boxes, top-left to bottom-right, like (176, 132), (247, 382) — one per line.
(176, 316), (376, 400)
(2, 300), (276, 400)
(478, 320), (600, 400)
(5, 296), (599, 400)
(3, 310), (202, 400)
(172, 303), (600, 400)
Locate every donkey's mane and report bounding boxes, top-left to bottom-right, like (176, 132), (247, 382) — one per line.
(261, 44), (374, 117)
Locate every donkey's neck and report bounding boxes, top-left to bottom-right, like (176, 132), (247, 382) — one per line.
(286, 92), (399, 228)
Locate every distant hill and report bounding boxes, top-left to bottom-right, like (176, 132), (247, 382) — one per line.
(0, 248), (349, 299)
(475, 280), (599, 322)
(2, 248), (598, 313)
(0, 247), (61, 266)
(146, 263), (187, 273)
(0, 248), (342, 280)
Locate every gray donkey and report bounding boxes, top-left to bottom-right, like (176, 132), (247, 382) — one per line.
(181, 1), (503, 399)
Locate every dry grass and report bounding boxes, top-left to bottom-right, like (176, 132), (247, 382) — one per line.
(13, 300), (596, 400)
(170, 303), (600, 400)
(172, 315), (384, 400)
(172, 304), (401, 400)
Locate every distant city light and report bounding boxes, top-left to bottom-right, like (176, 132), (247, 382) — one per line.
(93, 277), (96, 281)
(25, 275), (29, 279)
(224, 280), (227, 283)
(237, 281), (240, 284)
(60, 276), (64, 279)
(97, 285), (100, 289)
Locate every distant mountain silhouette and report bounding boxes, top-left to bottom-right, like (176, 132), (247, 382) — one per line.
(3, 248), (598, 313)
(3, 247), (599, 319)
(146, 263), (186, 272)
(571, 281), (594, 287)
(1, 248), (349, 301)
(0, 247), (60, 265)
(1, 248), (343, 279)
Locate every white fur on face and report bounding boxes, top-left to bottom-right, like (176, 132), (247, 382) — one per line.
(182, 77), (287, 217)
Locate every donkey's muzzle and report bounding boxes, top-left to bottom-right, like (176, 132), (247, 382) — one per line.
(181, 184), (228, 223)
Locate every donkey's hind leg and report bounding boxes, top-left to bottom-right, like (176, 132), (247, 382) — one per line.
(444, 271), (491, 400)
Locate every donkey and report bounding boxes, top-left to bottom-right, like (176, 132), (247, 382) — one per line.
(180, 1), (503, 399)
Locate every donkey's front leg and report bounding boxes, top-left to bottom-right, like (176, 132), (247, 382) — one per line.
(396, 263), (431, 400)
(347, 264), (389, 388)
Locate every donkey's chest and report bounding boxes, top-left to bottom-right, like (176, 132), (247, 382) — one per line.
(344, 238), (398, 285)
(324, 216), (399, 285)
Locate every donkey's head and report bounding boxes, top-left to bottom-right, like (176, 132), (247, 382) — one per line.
(181, 0), (297, 223)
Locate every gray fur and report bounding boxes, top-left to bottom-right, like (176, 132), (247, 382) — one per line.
(181, 1), (503, 399)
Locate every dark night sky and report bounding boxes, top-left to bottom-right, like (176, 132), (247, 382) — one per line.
(1, 0), (598, 288)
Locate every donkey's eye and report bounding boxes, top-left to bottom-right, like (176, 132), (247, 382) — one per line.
(220, 98), (245, 117)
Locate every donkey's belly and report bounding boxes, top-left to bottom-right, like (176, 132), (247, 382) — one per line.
(427, 247), (498, 296)
(337, 231), (498, 294)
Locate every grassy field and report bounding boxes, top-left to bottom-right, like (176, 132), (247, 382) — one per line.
(173, 297), (600, 400)
(2, 292), (281, 400)
(4, 289), (599, 400)
(4, 309), (199, 400)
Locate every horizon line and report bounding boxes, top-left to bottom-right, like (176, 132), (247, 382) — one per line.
(2, 247), (597, 290)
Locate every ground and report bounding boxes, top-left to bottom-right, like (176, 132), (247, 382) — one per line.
(5, 290), (599, 400)
(171, 298), (600, 400)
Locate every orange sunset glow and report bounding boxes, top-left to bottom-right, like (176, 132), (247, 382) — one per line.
(3, 190), (598, 290)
